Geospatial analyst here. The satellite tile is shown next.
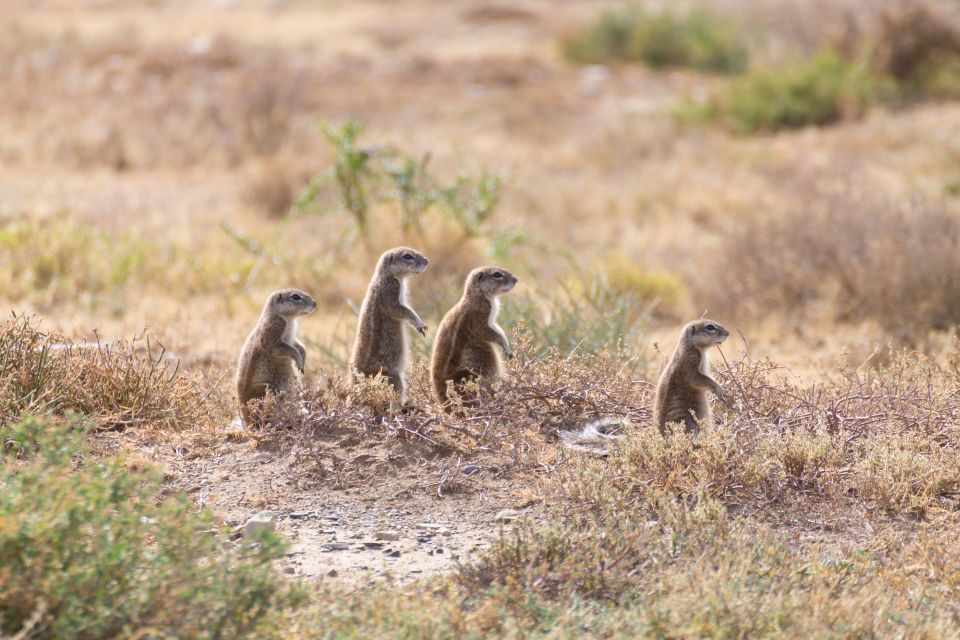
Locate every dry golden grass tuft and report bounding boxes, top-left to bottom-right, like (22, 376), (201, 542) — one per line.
(0, 314), (210, 431)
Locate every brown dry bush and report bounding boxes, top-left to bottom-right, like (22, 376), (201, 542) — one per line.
(446, 346), (960, 636)
(0, 315), (208, 430)
(246, 330), (651, 488)
(872, 2), (960, 97)
(696, 194), (960, 337)
(551, 346), (960, 522)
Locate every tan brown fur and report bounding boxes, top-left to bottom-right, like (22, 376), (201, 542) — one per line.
(654, 319), (729, 435)
(431, 266), (518, 403)
(349, 247), (429, 403)
(236, 288), (317, 426)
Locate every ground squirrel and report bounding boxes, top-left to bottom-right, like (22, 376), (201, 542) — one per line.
(349, 247), (430, 403)
(236, 288), (317, 426)
(430, 266), (518, 402)
(654, 319), (729, 436)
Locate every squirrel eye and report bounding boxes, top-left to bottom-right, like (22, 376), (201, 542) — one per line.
(493, 272), (503, 279)
(705, 324), (716, 332)
(403, 253), (414, 260)
(291, 294), (301, 301)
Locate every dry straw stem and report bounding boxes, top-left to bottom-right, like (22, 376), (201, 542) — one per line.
(0, 314), (209, 431)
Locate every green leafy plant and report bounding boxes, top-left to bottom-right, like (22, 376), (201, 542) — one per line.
(684, 51), (881, 133)
(0, 416), (303, 639)
(563, 8), (749, 73)
(293, 120), (506, 244)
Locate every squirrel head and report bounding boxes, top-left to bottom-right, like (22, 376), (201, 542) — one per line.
(682, 319), (729, 349)
(467, 266), (518, 298)
(378, 247), (429, 278)
(267, 288), (317, 317)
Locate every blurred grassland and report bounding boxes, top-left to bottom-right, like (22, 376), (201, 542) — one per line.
(3, 1), (960, 637)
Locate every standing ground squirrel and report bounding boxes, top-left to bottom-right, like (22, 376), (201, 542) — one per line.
(430, 266), (518, 402)
(349, 247), (430, 403)
(236, 288), (317, 426)
(654, 319), (729, 436)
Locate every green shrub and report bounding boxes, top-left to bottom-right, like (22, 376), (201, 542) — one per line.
(292, 121), (504, 242)
(0, 416), (303, 639)
(563, 9), (748, 73)
(688, 51), (881, 133)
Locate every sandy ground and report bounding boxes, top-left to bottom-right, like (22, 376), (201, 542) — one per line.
(176, 442), (546, 583)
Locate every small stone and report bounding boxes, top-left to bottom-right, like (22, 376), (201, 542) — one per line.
(362, 541), (385, 550)
(410, 569), (422, 574)
(375, 531), (400, 541)
(253, 451), (272, 463)
(284, 566), (296, 574)
(327, 569), (338, 577)
(244, 511), (277, 538)
(288, 510), (315, 519)
(388, 550), (401, 558)
(439, 527), (452, 536)
(495, 509), (520, 523)
(418, 522), (443, 530)
(436, 548), (444, 554)
(321, 542), (351, 552)
(462, 465), (480, 475)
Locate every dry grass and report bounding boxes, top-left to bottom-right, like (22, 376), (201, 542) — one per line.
(695, 192), (960, 338)
(0, 32), (312, 169)
(0, 315), (211, 431)
(562, 346), (960, 519)
(245, 329), (648, 491)
(872, 2), (960, 98)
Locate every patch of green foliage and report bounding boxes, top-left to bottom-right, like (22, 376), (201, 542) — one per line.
(294, 121), (505, 243)
(0, 416), (303, 639)
(563, 8), (748, 73)
(682, 51), (882, 134)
